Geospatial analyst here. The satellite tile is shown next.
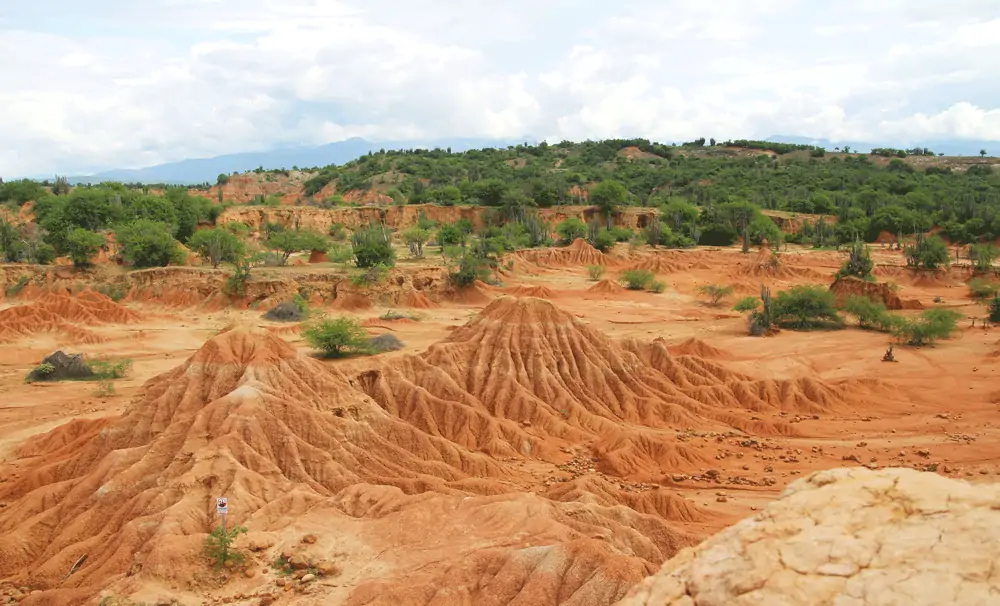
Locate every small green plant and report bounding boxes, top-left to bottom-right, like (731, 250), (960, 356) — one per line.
(620, 269), (654, 290)
(32, 362), (55, 380)
(95, 283), (128, 302)
(891, 308), (961, 346)
(836, 239), (875, 280)
(204, 523), (248, 570)
(5, 275), (30, 298)
(989, 292), (1000, 324)
(586, 265), (606, 281)
(648, 279), (666, 293)
(272, 555), (294, 576)
(699, 284), (734, 306)
(90, 358), (133, 379)
(302, 316), (371, 358)
(842, 295), (894, 332)
(770, 285), (843, 330)
(733, 286), (776, 336)
(326, 243), (354, 264)
(93, 380), (115, 397)
(967, 278), (998, 300)
(225, 252), (263, 296)
(449, 253), (490, 287)
(351, 263), (389, 287)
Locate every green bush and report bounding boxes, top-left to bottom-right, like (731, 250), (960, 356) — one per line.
(115, 220), (182, 268)
(989, 293), (1000, 323)
(351, 263), (389, 287)
(891, 308), (961, 346)
(968, 243), (996, 272)
(586, 264), (605, 281)
(5, 276), (30, 298)
(66, 228), (105, 268)
(842, 295), (894, 331)
(302, 316), (371, 358)
(437, 223), (467, 247)
(449, 253), (490, 287)
(266, 229), (328, 266)
(556, 217), (587, 244)
(967, 278), (998, 300)
(351, 224), (396, 268)
(836, 239), (874, 280)
(401, 226), (431, 258)
(620, 269), (654, 290)
(733, 296), (760, 312)
(648, 279), (666, 293)
(699, 284), (734, 305)
(204, 524), (248, 570)
(905, 234), (949, 270)
(588, 227), (616, 252)
(326, 243), (354, 264)
(771, 285), (843, 330)
(188, 227), (245, 268)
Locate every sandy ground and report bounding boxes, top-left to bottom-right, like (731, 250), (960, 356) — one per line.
(1, 242), (998, 605)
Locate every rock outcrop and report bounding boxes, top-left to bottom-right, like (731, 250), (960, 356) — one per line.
(617, 467), (1000, 606)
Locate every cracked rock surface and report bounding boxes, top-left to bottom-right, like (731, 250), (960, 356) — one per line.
(617, 467), (1000, 606)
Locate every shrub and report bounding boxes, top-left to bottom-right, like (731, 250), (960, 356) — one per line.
(266, 229), (328, 266)
(607, 226), (634, 242)
(65, 228), (105, 268)
(620, 269), (654, 290)
(351, 263), (389, 287)
(648, 279), (666, 293)
(437, 223), (467, 247)
(188, 227), (245, 269)
(369, 333), (404, 352)
(891, 308), (961, 346)
(586, 265), (606, 281)
(968, 243), (997, 272)
(587, 223), (616, 252)
(836, 239), (874, 280)
(733, 286), (775, 336)
(204, 524), (248, 570)
(555, 217), (587, 244)
(224, 251), (264, 296)
(115, 219), (182, 268)
(302, 316), (371, 357)
(401, 226), (431, 258)
(328, 222), (347, 240)
(5, 276), (30, 298)
(904, 234), (949, 270)
(314, 242), (347, 264)
(89, 358), (133, 380)
(968, 278), (998, 300)
(989, 293), (1000, 324)
(449, 253), (490, 287)
(842, 295), (894, 331)
(351, 224), (396, 268)
(699, 284), (734, 305)
(771, 285), (843, 330)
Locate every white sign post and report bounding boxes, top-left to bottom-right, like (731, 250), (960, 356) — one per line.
(216, 497), (229, 533)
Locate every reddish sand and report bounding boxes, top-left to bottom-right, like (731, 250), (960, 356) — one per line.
(0, 242), (998, 605)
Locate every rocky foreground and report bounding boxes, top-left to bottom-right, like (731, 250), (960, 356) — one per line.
(618, 467), (1000, 606)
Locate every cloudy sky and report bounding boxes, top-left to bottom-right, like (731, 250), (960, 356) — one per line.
(3, 0), (1000, 176)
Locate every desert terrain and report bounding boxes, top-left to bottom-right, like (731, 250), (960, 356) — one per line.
(1, 233), (998, 606)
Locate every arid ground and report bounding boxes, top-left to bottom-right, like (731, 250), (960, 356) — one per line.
(1, 240), (998, 605)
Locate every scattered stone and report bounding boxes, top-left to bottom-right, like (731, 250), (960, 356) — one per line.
(301, 573), (316, 583)
(301, 534), (317, 544)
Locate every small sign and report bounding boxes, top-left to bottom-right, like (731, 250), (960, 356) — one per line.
(216, 497), (229, 515)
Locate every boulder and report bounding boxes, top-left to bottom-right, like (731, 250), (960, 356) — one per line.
(617, 467), (1000, 606)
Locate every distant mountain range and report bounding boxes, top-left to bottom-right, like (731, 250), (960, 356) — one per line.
(59, 135), (996, 186)
(66, 137), (531, 186)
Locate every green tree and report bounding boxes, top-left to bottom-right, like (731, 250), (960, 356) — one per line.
(351, 224), (396, 268)
(188, 227), (245, 268)
(204, 524), (248, 570)
(904, 234), (949, 270)
(115, 219), (182, 268)
(437, 223), (467, 247)
(968, 244), (996, 272)
(0, 216), (22, 262)
(699, 284), (734, 306)
(303, 316), (371, 357)
(555, 217), (588, 244)
(65, 228), (105, 268)
(589, 180), (628, 228)
(836, 239), (875, 280)
(771, 285), (843, 330)
(401, 226), (430, 258)
(267, 229), (328, 266)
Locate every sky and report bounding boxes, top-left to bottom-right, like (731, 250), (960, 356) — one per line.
(3, 0), (1000, 177)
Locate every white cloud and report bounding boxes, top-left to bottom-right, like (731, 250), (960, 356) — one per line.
(2, 0), (1000, 176)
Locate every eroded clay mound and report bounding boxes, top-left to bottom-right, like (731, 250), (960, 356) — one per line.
(513, 238), (611, 268)
(0, 327), (513, 595)
(587, 279), (627, 296)
(363, 297), (867, 478)
(663, 337), (730, 360)
(617, 467), (1000, 606)
(828, 276), (920, 310)
(0, 290), (139, 343)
